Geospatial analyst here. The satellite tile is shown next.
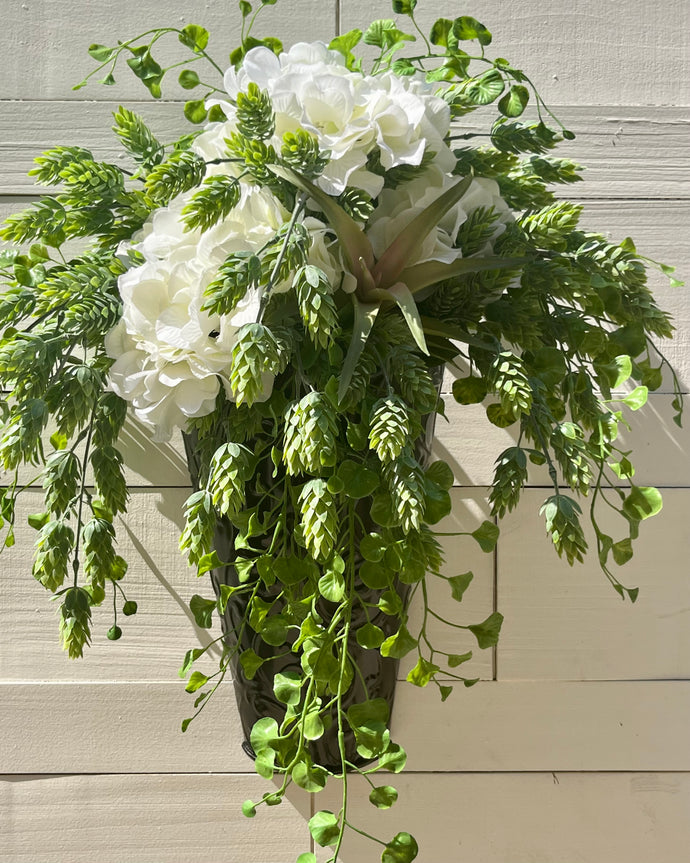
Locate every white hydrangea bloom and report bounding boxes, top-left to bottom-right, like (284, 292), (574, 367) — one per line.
(366, 166), (512, 270)
(206, 42), (454, 196)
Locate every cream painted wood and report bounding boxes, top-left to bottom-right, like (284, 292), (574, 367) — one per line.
(318, 772), (690, 862)
(1, 0), (688, 860)
(0, 488), (493, 682)
(5, 0), (687, 105)
(341, 0), (690, 106)
(2, 680), (688, 774)
(497, 487), (690, 681)
(2, 102), (688, 199)
(0, 488), (215, 683)
(2, 0), (337, 101)
(0, 773), (312, 863)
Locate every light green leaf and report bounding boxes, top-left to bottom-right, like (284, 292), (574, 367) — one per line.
(184, 670), (208, 693)
(179, 24), (210, 53)
(239, 649), (264, 680)
(308, 810), (340, 847)
(498, 84), (530, 118)
(622, 386), (648, 411)
(471, 520), (499, 552)
(273, 670), (303, 706)
(369, 784), (399, 809)
(452, 15), (492, 45)
(406, 656), (440, 687)
(293, 760), (328, 792)
(448, 571), (473, 602)
(189, 594), (216, 628)
(357, 622), (386, 648)
(318, 569), (345, 602)
(622, 486), (663, 521)
(468, 611), (504, 648)
(612, 538), (634, 566)
(466, 69), (505, 104)
(448, 650), (473, 667)
(380, 625), (417, 659)
(382, 831), (419, 863)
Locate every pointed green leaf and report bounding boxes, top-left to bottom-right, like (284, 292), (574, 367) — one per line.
(448, 571), (473, 601)
(403, 255), (525, 295)
(373, 176), (473, 288)
(471, 520), (499, 552)
(468, 611), (503, 648)
(406, 656), (440, 687)
(268, 164), (374, 276)
(338, 299), (380, 403)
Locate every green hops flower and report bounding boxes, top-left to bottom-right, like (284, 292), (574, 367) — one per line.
(83, 517), (117, 588)
(236, 83), (275, 140)
(181, 175), (241, 231)
(490, 351), (532, 418)
(368, 396), (415, 464)
(489, 447), (529, 518)
(207, 442), (254, 517)
(90, 444), (129, 516)
(43, 450), (80, 516)
(283, 393), (339, 476)
(230, 323), (282, 407)
(281, 129), (329, 180)
(293, 265), (338, 348)
(299, 479), (339, 562)
(32, 519), (74, 592)
(59, 587), (92, 659)
(180, 490), (216, 566)
(550, 422), (593, 494)
(540, 494), (588, 564)
(384, 452), (426, 534)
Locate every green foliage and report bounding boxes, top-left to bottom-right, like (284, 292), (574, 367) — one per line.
(236, 82), (275, 140)
(112, 107), (164, 170)
(181, 175), (241, 231)
(145, 149), (206, 204)
(0, 7), (681, 862)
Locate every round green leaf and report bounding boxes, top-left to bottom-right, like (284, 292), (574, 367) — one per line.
(622, 486), (663, 521)
(318, 569), (345, 602)
(452, 376), (487, 404)
(179, 69), (201, 90)
(382, 831), (419, 863)
(273, 670), (303, 706)
(337, 459), (380, 498)
(308, 810), (340, 847)
(249, 716), (279, 754)
(184, 99), (208, 124)
(360, 532), (386, 562)
(293, 759), (328, 792)
(296, 855), (317, 863)
(356, 622), (385, 649)
(242, 800), (256, 818)
(498, 84), (530, 118)
(466, 69), (505, 105)
(452, 15), (492, 45)
(425, 460), (454, 490)
(369, 785), (398, 809)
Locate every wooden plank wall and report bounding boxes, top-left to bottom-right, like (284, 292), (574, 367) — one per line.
(1, 1), (688, 860)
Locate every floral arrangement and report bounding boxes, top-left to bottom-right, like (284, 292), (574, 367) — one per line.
(0, 1), (682, 860)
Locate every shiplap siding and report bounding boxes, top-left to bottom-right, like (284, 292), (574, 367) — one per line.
(1, 1), (688, 860)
